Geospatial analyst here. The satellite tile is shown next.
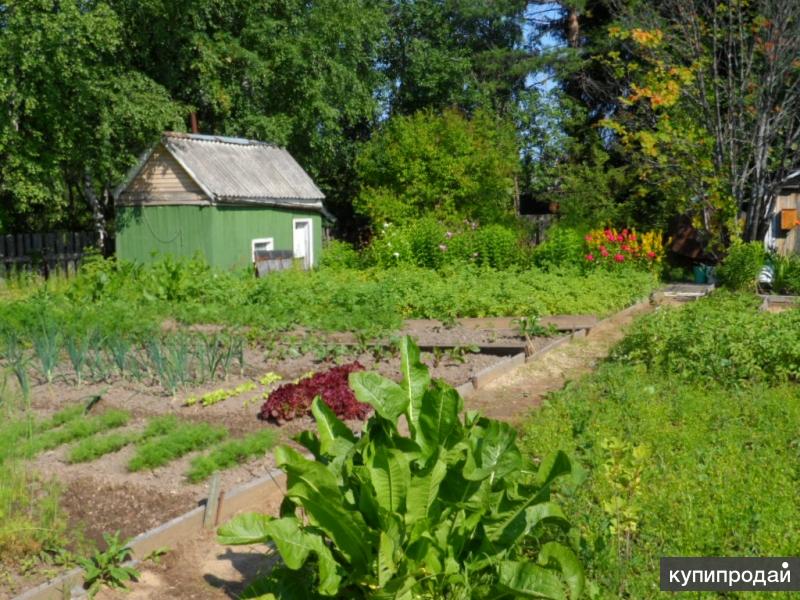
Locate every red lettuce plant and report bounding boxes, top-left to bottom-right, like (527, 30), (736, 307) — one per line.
(258, 362), (369, 423)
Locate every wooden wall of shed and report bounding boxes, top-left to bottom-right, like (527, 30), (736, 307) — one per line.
(118, 144), (207, 205)
(773, 192), (800, 255)
(115, 204), (322, 270)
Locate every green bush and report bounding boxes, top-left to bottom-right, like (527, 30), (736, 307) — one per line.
(319, 240), (361, 270)
(219, 338), (583, 599)
(365, 220), (528, 270)
(521, 363), (800, 599)
(716, 241), (766, 291)
(531, 226), (587, 271)
(354, 108), (519, 227)
(613, 291), (800, 384)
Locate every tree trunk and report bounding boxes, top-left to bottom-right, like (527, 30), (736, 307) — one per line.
(83, 170), (107, 252)
(566, 8), (580, 48)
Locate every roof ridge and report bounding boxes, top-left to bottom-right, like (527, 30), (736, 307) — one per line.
(162, 131), (280, 148)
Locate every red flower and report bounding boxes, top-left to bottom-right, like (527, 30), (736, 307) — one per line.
(584, 234), (593, 242)
(621, 244), (631, 252)
(586, 253), (595, 261)
(614, 254), (625, 262)
(600, 248), (609, 257)
(647, 251), (657, 259)
(616, 234), (624, 242)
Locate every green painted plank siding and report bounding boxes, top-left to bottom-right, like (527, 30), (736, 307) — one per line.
(116, 205), (213, 265)
(116, 204), (321, 270)
(210, 206), (322, 268)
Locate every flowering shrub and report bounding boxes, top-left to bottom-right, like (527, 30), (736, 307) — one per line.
(365, 218), (526, 269)
(584, 228), (664, 270)
(258, 362), (369, 423)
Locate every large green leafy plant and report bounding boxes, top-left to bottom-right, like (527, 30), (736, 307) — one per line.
(219, 337), (583, 599)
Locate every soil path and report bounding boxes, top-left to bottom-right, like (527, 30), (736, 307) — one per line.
(465, 300), (653, 423)
(94, 301), (654, 600)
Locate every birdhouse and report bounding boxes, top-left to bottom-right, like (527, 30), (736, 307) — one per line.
(780, 208), (797, 231)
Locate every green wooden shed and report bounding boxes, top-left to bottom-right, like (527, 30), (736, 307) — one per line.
(113, 132), (331, 270)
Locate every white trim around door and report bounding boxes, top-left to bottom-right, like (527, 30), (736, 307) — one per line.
(292, 218), (313, 269)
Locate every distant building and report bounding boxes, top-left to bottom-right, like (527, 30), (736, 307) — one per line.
(766, 169), (800, 255)
(113, 132), (331, 270)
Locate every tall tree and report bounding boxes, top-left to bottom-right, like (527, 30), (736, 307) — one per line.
(354, 108), (519, 227)
(383, 0), (533, 116)
(110, 0), (388, 228)
(0, 0), (182, 239)
(606, 0), (800, 242)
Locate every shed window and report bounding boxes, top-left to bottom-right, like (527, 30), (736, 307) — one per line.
(251, 238), (275, 262)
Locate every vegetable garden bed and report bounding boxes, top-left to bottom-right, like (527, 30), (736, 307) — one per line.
(2, 323), (565, 598)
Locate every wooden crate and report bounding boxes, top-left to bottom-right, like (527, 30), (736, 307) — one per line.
(780, 208), (797, 230)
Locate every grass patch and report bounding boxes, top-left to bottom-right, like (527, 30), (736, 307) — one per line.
(521, 362), (800, 599)
(0, 461), (66, 565)
(0, 392), (77, 571)
(186, 430), (278, 483)
(128, 421), (228, 472)
(67, 415), (182, 463)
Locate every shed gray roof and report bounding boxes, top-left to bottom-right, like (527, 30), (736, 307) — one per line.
(115, 132), (331, 216)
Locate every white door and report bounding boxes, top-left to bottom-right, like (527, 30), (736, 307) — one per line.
(293, 219), (313, 269)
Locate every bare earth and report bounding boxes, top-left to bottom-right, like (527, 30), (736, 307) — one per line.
(466, 301), (653, 423)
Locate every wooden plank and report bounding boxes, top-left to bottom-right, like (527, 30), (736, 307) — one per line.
(44, 232), (55, 254)
(203, 473), (222, 529)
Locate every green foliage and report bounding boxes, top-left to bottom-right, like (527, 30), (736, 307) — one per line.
(68, 431), (135, 464)
(531, 226), (587, 272)
(514, 314), (558, 339)
(354, 108), (520, 228)
(184, 381), (257, 408)
(67, 415), (178, 463)
(22, 410), (130, 458)
(1, 256), (656, 356)
(0, 0), (182, 231)
(187, 430), (278, 483)
(384, 1), (532, 116)
(614, 291), (800, 384)
(716, 242), (767, 291)
(364, 219), (528, 270)
(0, 398), (84, 568)
(219, 337), (583, 599)
(768, 253), (800, 295)
(319, 240), (361, 270)
(0, 459), (66, 567)
(521, 362), (800, 599)
(128, 421), (227, 471)
(77, 532), (139, 598)
(551, 144), (634, 229)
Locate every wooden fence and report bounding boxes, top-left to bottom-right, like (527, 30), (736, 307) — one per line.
(0, 231), (97, 278)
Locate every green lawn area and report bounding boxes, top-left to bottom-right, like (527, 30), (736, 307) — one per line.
(521, 294), (800, 599)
